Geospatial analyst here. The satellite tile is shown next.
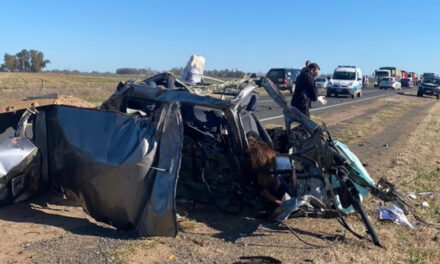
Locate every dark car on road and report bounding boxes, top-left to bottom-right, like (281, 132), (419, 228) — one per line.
(266, 68), (300, 93)
(417, 77), (440, 99)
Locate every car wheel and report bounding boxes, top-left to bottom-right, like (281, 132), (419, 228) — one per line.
(326, 92), (332, 97)
(437, 94), (439, 100)
(417, 91), (423, 97)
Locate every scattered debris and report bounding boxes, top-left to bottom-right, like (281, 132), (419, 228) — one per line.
(383, 144), (390, 148)
(378, 204), (415, 228)
(411, 192), (435, 200)
(408, 192), (417, 200)
(317, 96), (327, 105)
(422, 201), (430, 208)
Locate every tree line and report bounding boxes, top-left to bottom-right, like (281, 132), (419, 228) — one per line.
(116, 67), (247, 78)
(1, 49), (50, 72)
(116, 68), (157, 75)
(1, 50), (247, 78)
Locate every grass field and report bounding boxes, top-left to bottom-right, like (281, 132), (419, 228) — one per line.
(0, 72), (147, 104)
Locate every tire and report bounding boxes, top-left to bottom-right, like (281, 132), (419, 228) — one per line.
(417, 91), (423, 97)
(437, 93), (439, 100)
(326, 92), (332, 97)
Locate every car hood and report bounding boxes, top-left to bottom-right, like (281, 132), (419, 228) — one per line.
(330, 80), (354, 85)
(422, 82), (439, 88)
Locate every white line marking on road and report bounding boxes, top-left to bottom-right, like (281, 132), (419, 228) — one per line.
(259, 93), (394, 122)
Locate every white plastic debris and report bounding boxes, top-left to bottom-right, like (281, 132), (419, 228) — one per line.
(281, 193), (291, 203)
(418, 192), (434, 200)
(317, 96), (327, 105)
(408, 192), (417, 200)
(378, 204), (415, 228)
(181, 54), (205, 83)
(422, 201), (430, 208)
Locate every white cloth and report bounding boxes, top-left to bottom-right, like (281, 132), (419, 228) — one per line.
(187, 68), (202, 84)
(317, 96), (327, 105)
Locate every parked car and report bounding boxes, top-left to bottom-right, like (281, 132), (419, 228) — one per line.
(417, 77), (440, 99)
(327, 65), (363, 98)
(374, 69), (391, 87)
(316, 77), (329, 88)
(266, 68), (300, 93)
(379, 77), (401, 90)
(401, 78), (413, 88)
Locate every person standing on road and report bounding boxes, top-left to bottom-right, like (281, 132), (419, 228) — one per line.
(291, 63), (320, 117)
(300, 60), (311, 74)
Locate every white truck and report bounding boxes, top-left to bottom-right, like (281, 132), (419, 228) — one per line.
(327, 66), (363, 98)
(374, 69), (391, 87)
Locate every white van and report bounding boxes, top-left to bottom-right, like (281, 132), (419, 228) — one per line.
(327, 66), (363, 98)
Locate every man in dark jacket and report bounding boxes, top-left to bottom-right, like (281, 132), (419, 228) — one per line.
(291, 63), (320, 117)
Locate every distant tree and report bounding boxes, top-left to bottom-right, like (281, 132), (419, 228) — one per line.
(30, 49), (50, 72)
(169, 67), (184, 77)
(116, 68), (157, 75)
(16, 49), (31, 72)
(2, 53), (18, 71)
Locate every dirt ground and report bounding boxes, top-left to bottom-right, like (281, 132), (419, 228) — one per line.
(1, 92), (440, 263)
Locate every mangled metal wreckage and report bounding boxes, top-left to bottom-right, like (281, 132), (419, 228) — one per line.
(0, 73), (423, 246)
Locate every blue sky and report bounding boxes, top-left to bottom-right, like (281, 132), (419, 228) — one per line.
(1, 0), (439, 74)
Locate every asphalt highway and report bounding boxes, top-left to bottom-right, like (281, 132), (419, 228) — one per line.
(255, 87), (410, 125)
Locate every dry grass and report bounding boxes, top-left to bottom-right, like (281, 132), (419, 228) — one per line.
(107, 239), (159, 264)
(333, 98), (420, 144)
(330, 99), (440, 263)
(0, 72), (143, 89)
(0, 72), (145, 104)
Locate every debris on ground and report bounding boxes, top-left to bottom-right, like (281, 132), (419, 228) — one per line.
(408, 192), (417, 200)
(378, 204), (415, 228)
(422, 201), (430, 208)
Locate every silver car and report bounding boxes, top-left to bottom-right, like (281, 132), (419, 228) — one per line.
(379, 77), (401, 90)
(316, 77), (329, 88)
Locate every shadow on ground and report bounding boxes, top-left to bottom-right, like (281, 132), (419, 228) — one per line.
(398, 92), (439, 100)
(177, 202), (343, 247)
(0, 195), (137, 240)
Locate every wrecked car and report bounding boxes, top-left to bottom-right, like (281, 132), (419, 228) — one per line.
(0, 72), (429, 247)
